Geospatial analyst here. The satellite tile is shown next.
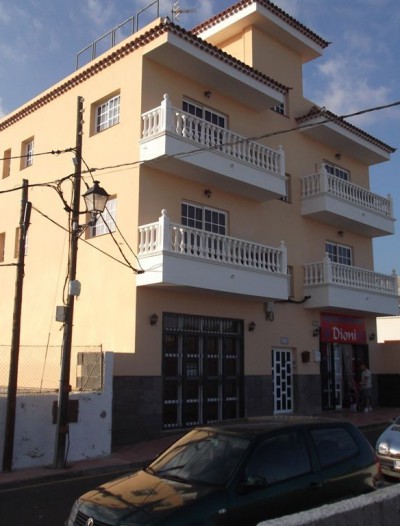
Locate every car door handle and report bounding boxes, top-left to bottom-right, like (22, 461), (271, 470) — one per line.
(309, 481), (323, 489)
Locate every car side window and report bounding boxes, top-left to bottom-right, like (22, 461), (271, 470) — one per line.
(310, 427), (358, 467)
(245, 431), (311, 484)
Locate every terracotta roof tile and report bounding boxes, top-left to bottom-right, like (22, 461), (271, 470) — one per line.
(296, 106), (396, 153)
(192, 0), (330, 49)
(0, 19), (289, 130)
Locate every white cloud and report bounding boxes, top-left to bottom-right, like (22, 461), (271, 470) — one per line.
(312, 56), (392, 125)
(0, 96), (5, 118)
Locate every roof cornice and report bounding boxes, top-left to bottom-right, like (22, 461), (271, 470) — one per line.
(296, 106), (396, 154)
(192, 0), (330, 50)
(0, 19), (289, 131)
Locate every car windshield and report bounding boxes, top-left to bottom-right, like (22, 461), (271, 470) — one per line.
(147, 429), (251, 486)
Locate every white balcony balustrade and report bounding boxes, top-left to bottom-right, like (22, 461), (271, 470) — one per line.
(137, 210), (289, 301)
(304, 254), (398, 316)
(301, 165), (395, 237)
(140, 94), (287, 201)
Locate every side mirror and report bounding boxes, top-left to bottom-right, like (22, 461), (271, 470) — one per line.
(240, 475), (268, 493)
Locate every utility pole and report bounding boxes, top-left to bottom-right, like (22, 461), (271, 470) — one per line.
(2, 179), (31, 472)
(53, 96), (84, 468)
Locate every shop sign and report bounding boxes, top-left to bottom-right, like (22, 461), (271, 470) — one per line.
(320, 314), (366, 344)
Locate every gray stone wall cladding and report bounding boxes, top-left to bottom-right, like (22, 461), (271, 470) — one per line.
(112, 374), (323, 445)
(112, 376), (163, 446)
(244, 375), (274, 416)
(295, 374), (322, 414)
(244, 375), (322, 417)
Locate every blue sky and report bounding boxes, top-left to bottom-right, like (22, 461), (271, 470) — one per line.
(1, 0), (399, 275)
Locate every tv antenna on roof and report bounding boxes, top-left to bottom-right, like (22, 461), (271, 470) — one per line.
(171, 1), (196, 22)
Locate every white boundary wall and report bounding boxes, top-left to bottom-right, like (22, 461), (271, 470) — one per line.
(0, 352), (113, 470)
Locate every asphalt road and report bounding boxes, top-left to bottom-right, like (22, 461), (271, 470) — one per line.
(0, 426), (394, 526)
(0, 469), (131, 525)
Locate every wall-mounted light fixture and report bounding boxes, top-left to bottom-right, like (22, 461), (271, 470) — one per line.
(263, 302), (275, 321)
(204, 90), (212, 99)
(248, 321), (256, 332)
(150, 313), (159, 326)
(337, 230), (344, 237)
(313, 328), (320, 338)
(369, 333), (376, 341)
(204, 188), (212, 198)
(335, 153), (341, 160)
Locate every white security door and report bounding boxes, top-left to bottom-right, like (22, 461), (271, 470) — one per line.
(272, 348), (293, 414)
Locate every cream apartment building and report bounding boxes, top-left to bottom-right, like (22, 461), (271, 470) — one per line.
(0, 0), (398, 446)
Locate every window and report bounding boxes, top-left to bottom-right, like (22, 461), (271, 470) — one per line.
(181, 202), (227, 235)
(0, 232), (5, 262)
(95, 94), (120, 132)
(272, 102), (285, 116)
(287, 265), (294, 298)
(183, 99), (226, 128)
(2, 149), (11, 178)
(325, 162), (349, 181)
(87, 196), (116, 238)
(21, 138), (34, 169)
(311, 427), (358, 468)
(279, 173), (291, 203)
(245, 431), (311, 484)
(326, 242), (352, 265)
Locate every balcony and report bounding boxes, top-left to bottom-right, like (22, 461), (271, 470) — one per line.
(137, 210), (289, 301)
(301, 166), (395, 237)
(304, 255), (398, 316)
(140, 95), (287, 201)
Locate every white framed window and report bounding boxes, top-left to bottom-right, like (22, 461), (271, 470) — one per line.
(183, 99), (227, 128)
(21, 138), (34, 169)
(272, 102), (285, 116)
(324, 162), (349, 181)
(95, 94), (120, 132)
(325, 241), (352, 266)
(181, 201), (227, 235)
(88, 196), (117, 237)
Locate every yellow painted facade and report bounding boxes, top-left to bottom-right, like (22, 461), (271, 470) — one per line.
(1, 1), (398, 442)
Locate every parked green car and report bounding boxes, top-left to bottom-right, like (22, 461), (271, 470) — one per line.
(66, 417), (381, 526)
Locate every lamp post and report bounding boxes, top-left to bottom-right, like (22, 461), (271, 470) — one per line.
(53, 97), (109, 469)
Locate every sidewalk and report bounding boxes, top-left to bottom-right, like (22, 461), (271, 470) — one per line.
(1, 407), (398, 490)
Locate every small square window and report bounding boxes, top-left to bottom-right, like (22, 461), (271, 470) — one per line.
(87, 196), (117, 238)
(2, 149), (11, 178)
(95, 95), (120, 133)
(21, 138), (34, 169)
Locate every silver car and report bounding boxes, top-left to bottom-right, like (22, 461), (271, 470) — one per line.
(376, 417), (400, 479)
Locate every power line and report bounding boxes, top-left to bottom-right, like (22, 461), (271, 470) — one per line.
(0, 147), (75, 162)
(31, 205), (140, 272)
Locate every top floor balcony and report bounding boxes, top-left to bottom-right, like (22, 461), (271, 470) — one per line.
(140, 95), (287, 201)
(136, 209), (289, 301)
(301, 165), (395, 237)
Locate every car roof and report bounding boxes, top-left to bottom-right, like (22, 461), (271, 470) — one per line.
(194, 416), (353, 437)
